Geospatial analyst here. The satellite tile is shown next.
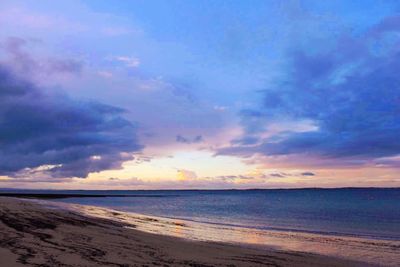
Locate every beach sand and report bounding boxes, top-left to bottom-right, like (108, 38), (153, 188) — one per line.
(0, 197), (376, 267)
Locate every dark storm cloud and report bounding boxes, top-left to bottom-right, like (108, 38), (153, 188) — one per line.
(219, 15), (400, 165)
(0, 64), (142, 178)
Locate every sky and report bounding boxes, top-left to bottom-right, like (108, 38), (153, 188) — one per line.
(0, 0), (400, 189)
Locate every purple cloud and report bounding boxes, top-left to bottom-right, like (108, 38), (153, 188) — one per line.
(0, 63), (142, 178)
(219, 15), (400, 166)
(1, 37), (83, 76)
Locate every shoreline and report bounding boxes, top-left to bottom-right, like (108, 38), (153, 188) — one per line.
(99, 210), (398, 242)
(0, 197), (377, 267)
(54, 199), (400, 266)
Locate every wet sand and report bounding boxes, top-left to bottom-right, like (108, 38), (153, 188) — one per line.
(0, 197), (380, 266)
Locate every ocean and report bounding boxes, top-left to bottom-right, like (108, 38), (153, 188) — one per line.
(7, 188), (399, 241)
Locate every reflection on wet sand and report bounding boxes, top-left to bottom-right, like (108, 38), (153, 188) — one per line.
(50, 201), (400, 267)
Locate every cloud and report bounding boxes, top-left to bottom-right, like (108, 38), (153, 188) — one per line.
(265, 171), (315, 178)
(176, 135), (203, 144)
(46, 58), (82, 74)
(301, 172), (315, 176)
(1, 37), (83, 76)
(0, 63), (142, 178)
(219, 15), (400, 167)
(213, 175), (258, 181)
(114, 56), (140, 68)
(177, 169), (197, 181)
(213, 105), (227, 112)
(269, 173), (286, 178)
(369, 15), (400, 37)
(132, 155), (153, 164)
(105, 177), (144, 185)
(230, 136), (260, 146)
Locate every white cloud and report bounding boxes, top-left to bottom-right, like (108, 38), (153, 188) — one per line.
(213, 105), (227, 112)
(115, 56), (140, 68)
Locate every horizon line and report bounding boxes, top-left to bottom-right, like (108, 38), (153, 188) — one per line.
(1, 186), (399, 191)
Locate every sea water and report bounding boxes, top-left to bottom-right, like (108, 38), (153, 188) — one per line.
(17, 188), (400, 241)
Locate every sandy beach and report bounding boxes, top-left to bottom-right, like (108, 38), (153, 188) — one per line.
(0, 197), (377, 267)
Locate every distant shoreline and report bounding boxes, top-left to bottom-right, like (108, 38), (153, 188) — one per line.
(0, 187), (399, 192)
(0, 193), (175, 199)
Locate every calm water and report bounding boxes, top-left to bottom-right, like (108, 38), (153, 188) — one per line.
(4, 188), (400, 240)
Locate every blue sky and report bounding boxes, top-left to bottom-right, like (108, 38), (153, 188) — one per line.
(0, 0), (400, 189)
